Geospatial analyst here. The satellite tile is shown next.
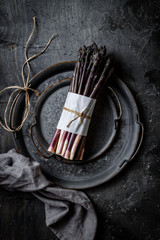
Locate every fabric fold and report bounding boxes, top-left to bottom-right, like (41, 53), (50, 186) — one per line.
(0, 149), (97, 240)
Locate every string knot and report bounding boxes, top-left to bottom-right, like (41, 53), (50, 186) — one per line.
(0, 17), (55, 132)
(63, 107), (91, 128)
(23, 86), (28, 91)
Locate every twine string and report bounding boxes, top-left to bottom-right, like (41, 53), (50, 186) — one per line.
(63, 107), (91, 127)
(0, 17), (56, 132)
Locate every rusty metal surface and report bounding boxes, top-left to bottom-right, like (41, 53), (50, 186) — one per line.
(13, 62), (143, 189)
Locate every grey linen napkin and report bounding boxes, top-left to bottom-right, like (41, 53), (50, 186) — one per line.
(0, 149), (97, 240)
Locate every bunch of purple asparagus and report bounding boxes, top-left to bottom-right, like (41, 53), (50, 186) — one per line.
(48, 43), (114, 160)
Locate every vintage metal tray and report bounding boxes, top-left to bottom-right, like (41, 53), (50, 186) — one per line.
(13, 61), (144, 189)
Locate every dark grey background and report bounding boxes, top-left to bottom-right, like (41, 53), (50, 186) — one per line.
(0, 0), (160, 239)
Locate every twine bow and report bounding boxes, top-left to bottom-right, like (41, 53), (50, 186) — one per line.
(0, 17), (55, 132)
(63, 106), (91, 127)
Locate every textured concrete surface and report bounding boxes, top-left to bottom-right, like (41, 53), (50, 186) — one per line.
(0, 0), (160, 239)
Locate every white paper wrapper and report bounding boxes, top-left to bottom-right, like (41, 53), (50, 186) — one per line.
(57, 92), (96, 136)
